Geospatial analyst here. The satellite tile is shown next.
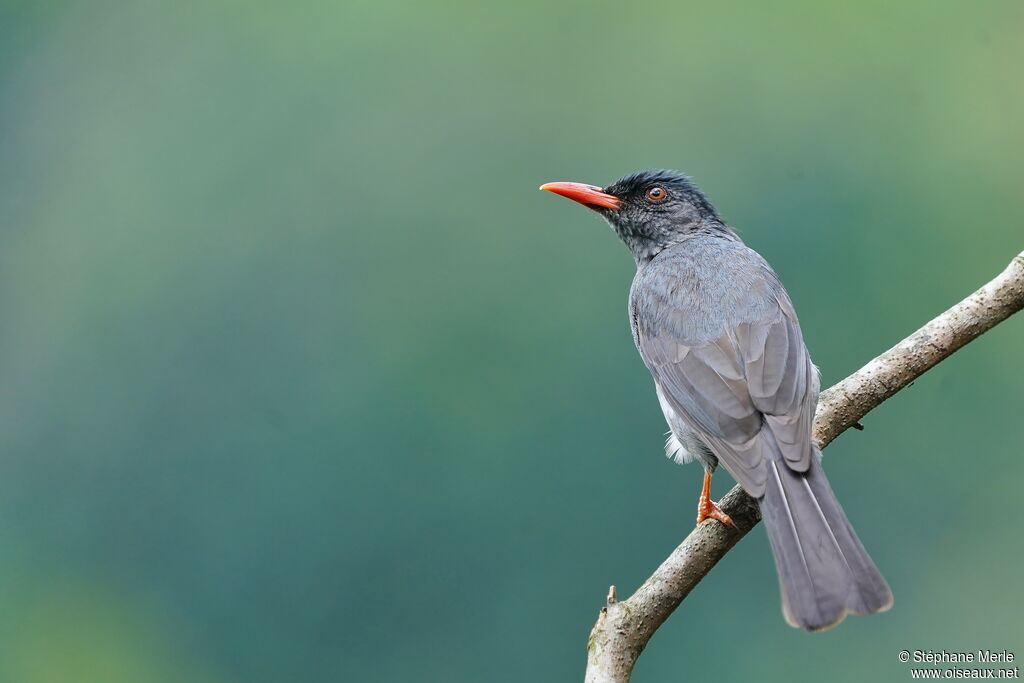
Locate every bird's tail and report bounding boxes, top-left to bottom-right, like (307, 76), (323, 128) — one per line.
(759, 450), (893, 631)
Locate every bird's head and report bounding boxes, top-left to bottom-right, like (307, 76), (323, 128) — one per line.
(541, 169), (731, 263)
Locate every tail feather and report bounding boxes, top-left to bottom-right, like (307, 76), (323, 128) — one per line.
(760, 452), (892, 631)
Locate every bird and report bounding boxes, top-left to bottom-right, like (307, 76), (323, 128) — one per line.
(540, 169), (892, 631)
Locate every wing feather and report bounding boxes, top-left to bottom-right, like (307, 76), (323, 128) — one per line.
(636, 278), (818, 496)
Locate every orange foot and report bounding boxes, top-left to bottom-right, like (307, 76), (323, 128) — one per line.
(696, 470), (736, 528)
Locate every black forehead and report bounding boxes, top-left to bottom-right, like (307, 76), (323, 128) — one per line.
(605, 169), (718, 217)
(604, 169), (698, 196)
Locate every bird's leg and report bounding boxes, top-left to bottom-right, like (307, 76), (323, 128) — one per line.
(696, 470), (735, 528)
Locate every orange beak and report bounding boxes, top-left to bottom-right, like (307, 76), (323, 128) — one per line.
(540, 181), (621, 210)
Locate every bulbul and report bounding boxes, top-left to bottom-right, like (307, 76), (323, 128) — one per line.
(541, 169), (892, 631)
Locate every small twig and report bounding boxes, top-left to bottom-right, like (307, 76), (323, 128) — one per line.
(584, 251), (1024, 683)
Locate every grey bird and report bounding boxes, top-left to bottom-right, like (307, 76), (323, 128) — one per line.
(541, 170), (892, 631)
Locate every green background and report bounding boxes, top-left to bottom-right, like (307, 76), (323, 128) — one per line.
(1, 1), (1022, 681)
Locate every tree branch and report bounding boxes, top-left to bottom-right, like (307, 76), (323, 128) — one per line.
(585, 251), (1024, 683)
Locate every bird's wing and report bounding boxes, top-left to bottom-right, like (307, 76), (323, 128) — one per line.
(636, 287), (817, 498)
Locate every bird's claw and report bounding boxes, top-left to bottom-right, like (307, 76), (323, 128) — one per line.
(697, 496), (736, 528)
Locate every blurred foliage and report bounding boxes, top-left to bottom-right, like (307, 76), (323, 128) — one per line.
(0, 1), (1022, 681)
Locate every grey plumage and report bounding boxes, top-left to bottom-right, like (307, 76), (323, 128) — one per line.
(544, 169), (892, 630)
(631, 236), (816, 498)
(761, 452), (893, 629)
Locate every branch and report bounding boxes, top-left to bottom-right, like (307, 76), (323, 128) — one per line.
(585, 251), (1024, 683)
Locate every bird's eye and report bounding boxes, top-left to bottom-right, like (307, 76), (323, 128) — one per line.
(646, 186), (667, 202)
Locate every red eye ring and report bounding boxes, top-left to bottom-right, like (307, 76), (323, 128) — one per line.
(646, 186), (667, 202)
